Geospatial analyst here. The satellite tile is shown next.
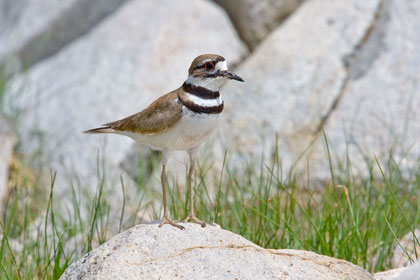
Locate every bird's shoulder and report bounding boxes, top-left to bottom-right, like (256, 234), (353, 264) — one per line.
(106, 88), (183, 135)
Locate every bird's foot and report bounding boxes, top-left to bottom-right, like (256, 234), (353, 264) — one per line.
(159, 216), (184, 230)
(183, 214), (206, 228)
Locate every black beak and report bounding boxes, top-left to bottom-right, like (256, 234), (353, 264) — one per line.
(225, 71), (244, 82)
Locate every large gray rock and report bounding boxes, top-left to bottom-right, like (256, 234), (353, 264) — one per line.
(5, 0), (247, 196)
(60, 223), (373, 280)
(0, 0), (129, 73)
(322, 0), (420, 178)
(0, 117), (16, 210)
(215, 0), (305, 50)
(221, 0), (381, 178)
(221, 0), (420, 181)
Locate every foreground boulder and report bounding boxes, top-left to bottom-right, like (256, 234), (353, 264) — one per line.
(60, 223), (372, 280)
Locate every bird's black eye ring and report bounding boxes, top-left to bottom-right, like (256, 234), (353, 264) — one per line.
(204, 61), (215, 71)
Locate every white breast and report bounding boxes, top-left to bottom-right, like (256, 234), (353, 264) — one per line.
(158, 106), (221, 151)
(120, 104), (221, 151)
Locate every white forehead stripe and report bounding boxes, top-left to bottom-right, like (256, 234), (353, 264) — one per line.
(216, 61), (228, 71)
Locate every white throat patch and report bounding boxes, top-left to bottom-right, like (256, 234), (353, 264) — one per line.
(186, 76), (226, 92)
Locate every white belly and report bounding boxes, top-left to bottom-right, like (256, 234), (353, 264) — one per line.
(120, 107), (220, 151)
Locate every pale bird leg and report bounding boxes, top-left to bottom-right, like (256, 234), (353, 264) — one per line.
(183, 147), (206, 227)
(159, 150), (184, 230)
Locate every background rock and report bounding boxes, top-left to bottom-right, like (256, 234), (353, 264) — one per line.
(374, 260), (420, 280)
(392, 229), (420, 268)
(321, 0), (420, 179)
(398, 260), (420, 280)
(373, 268), (405, 280)
(221, 0), (381, 180)
(60, 223), (373, 280)
(220, 0), (420, 182)
(0, 116), (16, 211)
(0, 0), (129, 74)
(214, 0), (305, 50)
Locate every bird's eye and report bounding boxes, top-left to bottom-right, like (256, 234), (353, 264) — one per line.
(204, 61), (215, 71)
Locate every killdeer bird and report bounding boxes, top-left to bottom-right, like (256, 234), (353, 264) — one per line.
(84, 54), (244, 230)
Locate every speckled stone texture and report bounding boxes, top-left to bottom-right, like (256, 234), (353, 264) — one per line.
(60, 223), (373, 280)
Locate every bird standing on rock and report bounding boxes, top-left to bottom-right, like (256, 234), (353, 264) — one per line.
(84, 54), (244, 230)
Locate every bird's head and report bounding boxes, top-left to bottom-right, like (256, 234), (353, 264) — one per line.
(186, 54), (244, 91)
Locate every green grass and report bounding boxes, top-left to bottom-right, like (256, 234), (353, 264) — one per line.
(0, 138), (419, 279)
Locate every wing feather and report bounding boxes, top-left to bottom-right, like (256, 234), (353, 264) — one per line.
(106, 90), (182, 135)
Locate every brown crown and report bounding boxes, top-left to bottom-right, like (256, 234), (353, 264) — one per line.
(188, 54), (225, 75)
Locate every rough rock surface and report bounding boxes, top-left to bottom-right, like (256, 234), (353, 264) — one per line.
(0, 117), (16, 210)
(221, 0), (420, 181)
(5, 0), (247, 195)
(323, 0), (420, 178)
(0, 0), (128, 73)
(392, 229), (420, 268)
(60, 223), (373, 280)
(215, 0), (305, 50)
(221, 0), (381, 178)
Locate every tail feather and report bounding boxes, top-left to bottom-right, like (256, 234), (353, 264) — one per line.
(83, 125), (115, 134)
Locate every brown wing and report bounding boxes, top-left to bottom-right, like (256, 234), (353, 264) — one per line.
(106, 90), (182, 135)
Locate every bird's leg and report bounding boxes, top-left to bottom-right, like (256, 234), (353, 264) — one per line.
(183, 147), (206, 227)
(159, 150), (184, 230)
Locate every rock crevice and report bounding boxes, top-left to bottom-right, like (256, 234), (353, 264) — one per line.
(317, 0), (388, 133)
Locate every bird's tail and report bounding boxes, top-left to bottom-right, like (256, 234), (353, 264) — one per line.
(83, 125), (115, 134)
